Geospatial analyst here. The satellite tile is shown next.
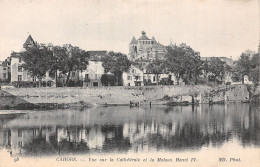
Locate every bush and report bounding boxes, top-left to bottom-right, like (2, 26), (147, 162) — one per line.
(11, 81), (55, 88)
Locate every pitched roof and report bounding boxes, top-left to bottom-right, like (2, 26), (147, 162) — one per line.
(138, 31), (150, 40)
(10, 52), (22, 58)
(23, 35), (35, 48)
(151, 36), (157, 43)
(130, 36), (138, 44)
(153, 42), (166, 50)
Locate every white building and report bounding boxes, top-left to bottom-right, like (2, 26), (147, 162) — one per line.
(122, 65), (144, 86)
(82, 51), (107, 87)
(10, 35), (55, 86)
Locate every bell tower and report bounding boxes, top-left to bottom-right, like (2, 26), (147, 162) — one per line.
(129, 36), (138, 61)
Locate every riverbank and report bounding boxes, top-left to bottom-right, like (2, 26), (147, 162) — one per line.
(0, 84), (258, 109)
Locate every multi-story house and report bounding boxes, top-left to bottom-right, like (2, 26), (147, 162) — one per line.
(0, 62), (7, 82)
(122, 65), (144, 86)
(10, 35), (55, 86)
(0, 58), (11, 82)
(82, 51), (107, 87)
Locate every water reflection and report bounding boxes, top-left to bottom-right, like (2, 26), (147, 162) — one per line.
(0, 104), (259, 156)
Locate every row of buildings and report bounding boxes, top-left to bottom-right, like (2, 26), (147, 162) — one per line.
(0, 32), (181, 87)
(0, 31), (250, 87)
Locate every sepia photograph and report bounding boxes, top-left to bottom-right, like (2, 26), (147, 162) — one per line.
(0, 0), (259, 167)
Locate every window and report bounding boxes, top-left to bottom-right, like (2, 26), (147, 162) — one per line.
(19, 57), (22, 63)
(18, 66), (23, 72)
(127, 76), (131, 80)
(132, 69), (135, 73)
(33, 76), (37, 82)
(153, 76), (156, 82)
(93, 82), (98, 86)
(3, 67), (6, 70)
(18, 75), (22, 81)
(72, 72), (75, 77)
(85, 74), (89, 79)
(48, 127), (52, 132)
(18, 129), (22, 137)
(18, 141), (23, 148)
(33, 129), (37, 136)
(3, 74), (6, 78)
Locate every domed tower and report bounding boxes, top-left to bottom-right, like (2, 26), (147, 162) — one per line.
(129, 36), (138, 61)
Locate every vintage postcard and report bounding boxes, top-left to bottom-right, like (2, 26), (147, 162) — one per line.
(0, 0), (260, 167)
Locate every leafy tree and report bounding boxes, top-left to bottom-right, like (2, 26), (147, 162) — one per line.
(146, 59), (165, 85)
(207, 58), (225, 84)
(101, 74), (116, 86)
(236, 50), (254, 83)
(22, 44), (89, 87)
(165, 43), (203, 85)
(101, 51), (131, 86)
(235, 50), (259, 85)
(250, 68), (259, 86)
(55, 44), (89, 86)
(21, 45), (55, 86)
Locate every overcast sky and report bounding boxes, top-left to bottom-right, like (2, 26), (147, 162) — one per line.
(0, 0), (258, 61)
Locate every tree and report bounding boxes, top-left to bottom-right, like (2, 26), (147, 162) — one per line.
(165, 43), (203, 85)
(207, 58), (225, 84)
(236, 50), (254, 83)
(55, 44), (89, 86)
(101, 74), (116, 86)
(21, 45), (55, 86)
(146, 59), (165, 85)
(101, 52), (131, 86)
(236, 50), (259, 85)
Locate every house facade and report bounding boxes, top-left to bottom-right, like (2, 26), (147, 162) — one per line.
(10, 35), (55, 86)
(0, 57), (11, 82)
(82, 51), (107, 87)
(122, 65), (144, 86)
(0, 62), (8, 82)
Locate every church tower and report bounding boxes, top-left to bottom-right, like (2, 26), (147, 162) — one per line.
(23, 34), (36, 49)
(129, 36), (138, 61)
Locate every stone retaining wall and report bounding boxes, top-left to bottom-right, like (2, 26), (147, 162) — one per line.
(0, 85), (249, 108)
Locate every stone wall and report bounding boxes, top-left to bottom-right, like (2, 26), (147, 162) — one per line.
(1, 85), (249, 108)
(196, 84), (249, 104)
(2, 85), (210, 106)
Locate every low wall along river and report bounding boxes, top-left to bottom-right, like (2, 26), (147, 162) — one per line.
(0, 84), (252, 109)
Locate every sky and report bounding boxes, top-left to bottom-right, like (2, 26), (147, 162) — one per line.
(0, 0), (259, 61)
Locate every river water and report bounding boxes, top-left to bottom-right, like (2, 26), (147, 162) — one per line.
(0, 104), (259, 166)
